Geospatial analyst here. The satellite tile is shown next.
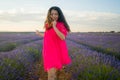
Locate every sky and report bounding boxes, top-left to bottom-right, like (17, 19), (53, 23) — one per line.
(0, 0), (120, 32)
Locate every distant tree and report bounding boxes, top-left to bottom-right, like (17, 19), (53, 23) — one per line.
(110, 31), (115, 33)
(118, 31), (120, 33)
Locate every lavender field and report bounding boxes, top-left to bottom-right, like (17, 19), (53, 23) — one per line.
(0, 32), (120, 80)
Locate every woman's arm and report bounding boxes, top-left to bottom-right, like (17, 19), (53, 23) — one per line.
(53, 21), (65, 40)
(36, 30), (44, 37)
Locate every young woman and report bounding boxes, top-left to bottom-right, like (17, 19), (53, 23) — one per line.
(36, 6), (71, 80)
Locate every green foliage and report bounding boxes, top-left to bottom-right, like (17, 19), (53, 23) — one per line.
(68, 38), (120, 60)
(78, 64), (120, 80)
(0, 58), (26, 80)
(0, 43), (16, 52)
(78, 41), (120, 60)
(27, 47), (41, 61)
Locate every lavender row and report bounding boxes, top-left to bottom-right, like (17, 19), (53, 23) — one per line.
(67, 32), (120, 53)
(0, 33), (42, 44)
(66, 40), (120, 80)
(0, 32), (36, 42)
(0, 40), (43, 80)
(67, 32), (120, 59)
(0, 34), (42, 52)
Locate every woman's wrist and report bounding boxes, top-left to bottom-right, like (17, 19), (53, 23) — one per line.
(53, 25), (56, 28)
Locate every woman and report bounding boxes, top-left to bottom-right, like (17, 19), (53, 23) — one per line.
(36, 6), (71, 80)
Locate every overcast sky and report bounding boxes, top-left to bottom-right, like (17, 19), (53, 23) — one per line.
(0, 0), (120, 32)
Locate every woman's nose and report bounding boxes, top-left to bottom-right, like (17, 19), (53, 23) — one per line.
(52, 15), (55, 17)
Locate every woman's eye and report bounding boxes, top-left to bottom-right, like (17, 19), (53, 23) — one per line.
(51, 13), (58, 16)
(55, 14), (58, 15)
(51, 14), (54, 16)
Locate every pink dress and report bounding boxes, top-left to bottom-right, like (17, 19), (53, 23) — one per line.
(42, 21), (71, 72)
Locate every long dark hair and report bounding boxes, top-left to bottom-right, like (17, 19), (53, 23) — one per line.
(45, 6), (71, 32)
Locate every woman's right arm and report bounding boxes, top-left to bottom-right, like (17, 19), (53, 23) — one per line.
(36, 30), (44, 37)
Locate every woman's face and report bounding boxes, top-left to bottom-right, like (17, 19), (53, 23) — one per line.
(50, 9), (59, 21)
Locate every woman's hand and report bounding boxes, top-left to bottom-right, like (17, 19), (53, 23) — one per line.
(36, 30), (44, 37)
(36, 30), (40, 35)
(52, 20), (57, 27)
(52, 21), (65, 40)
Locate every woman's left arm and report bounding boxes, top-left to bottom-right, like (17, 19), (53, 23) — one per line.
(53, 21), (65, 40)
